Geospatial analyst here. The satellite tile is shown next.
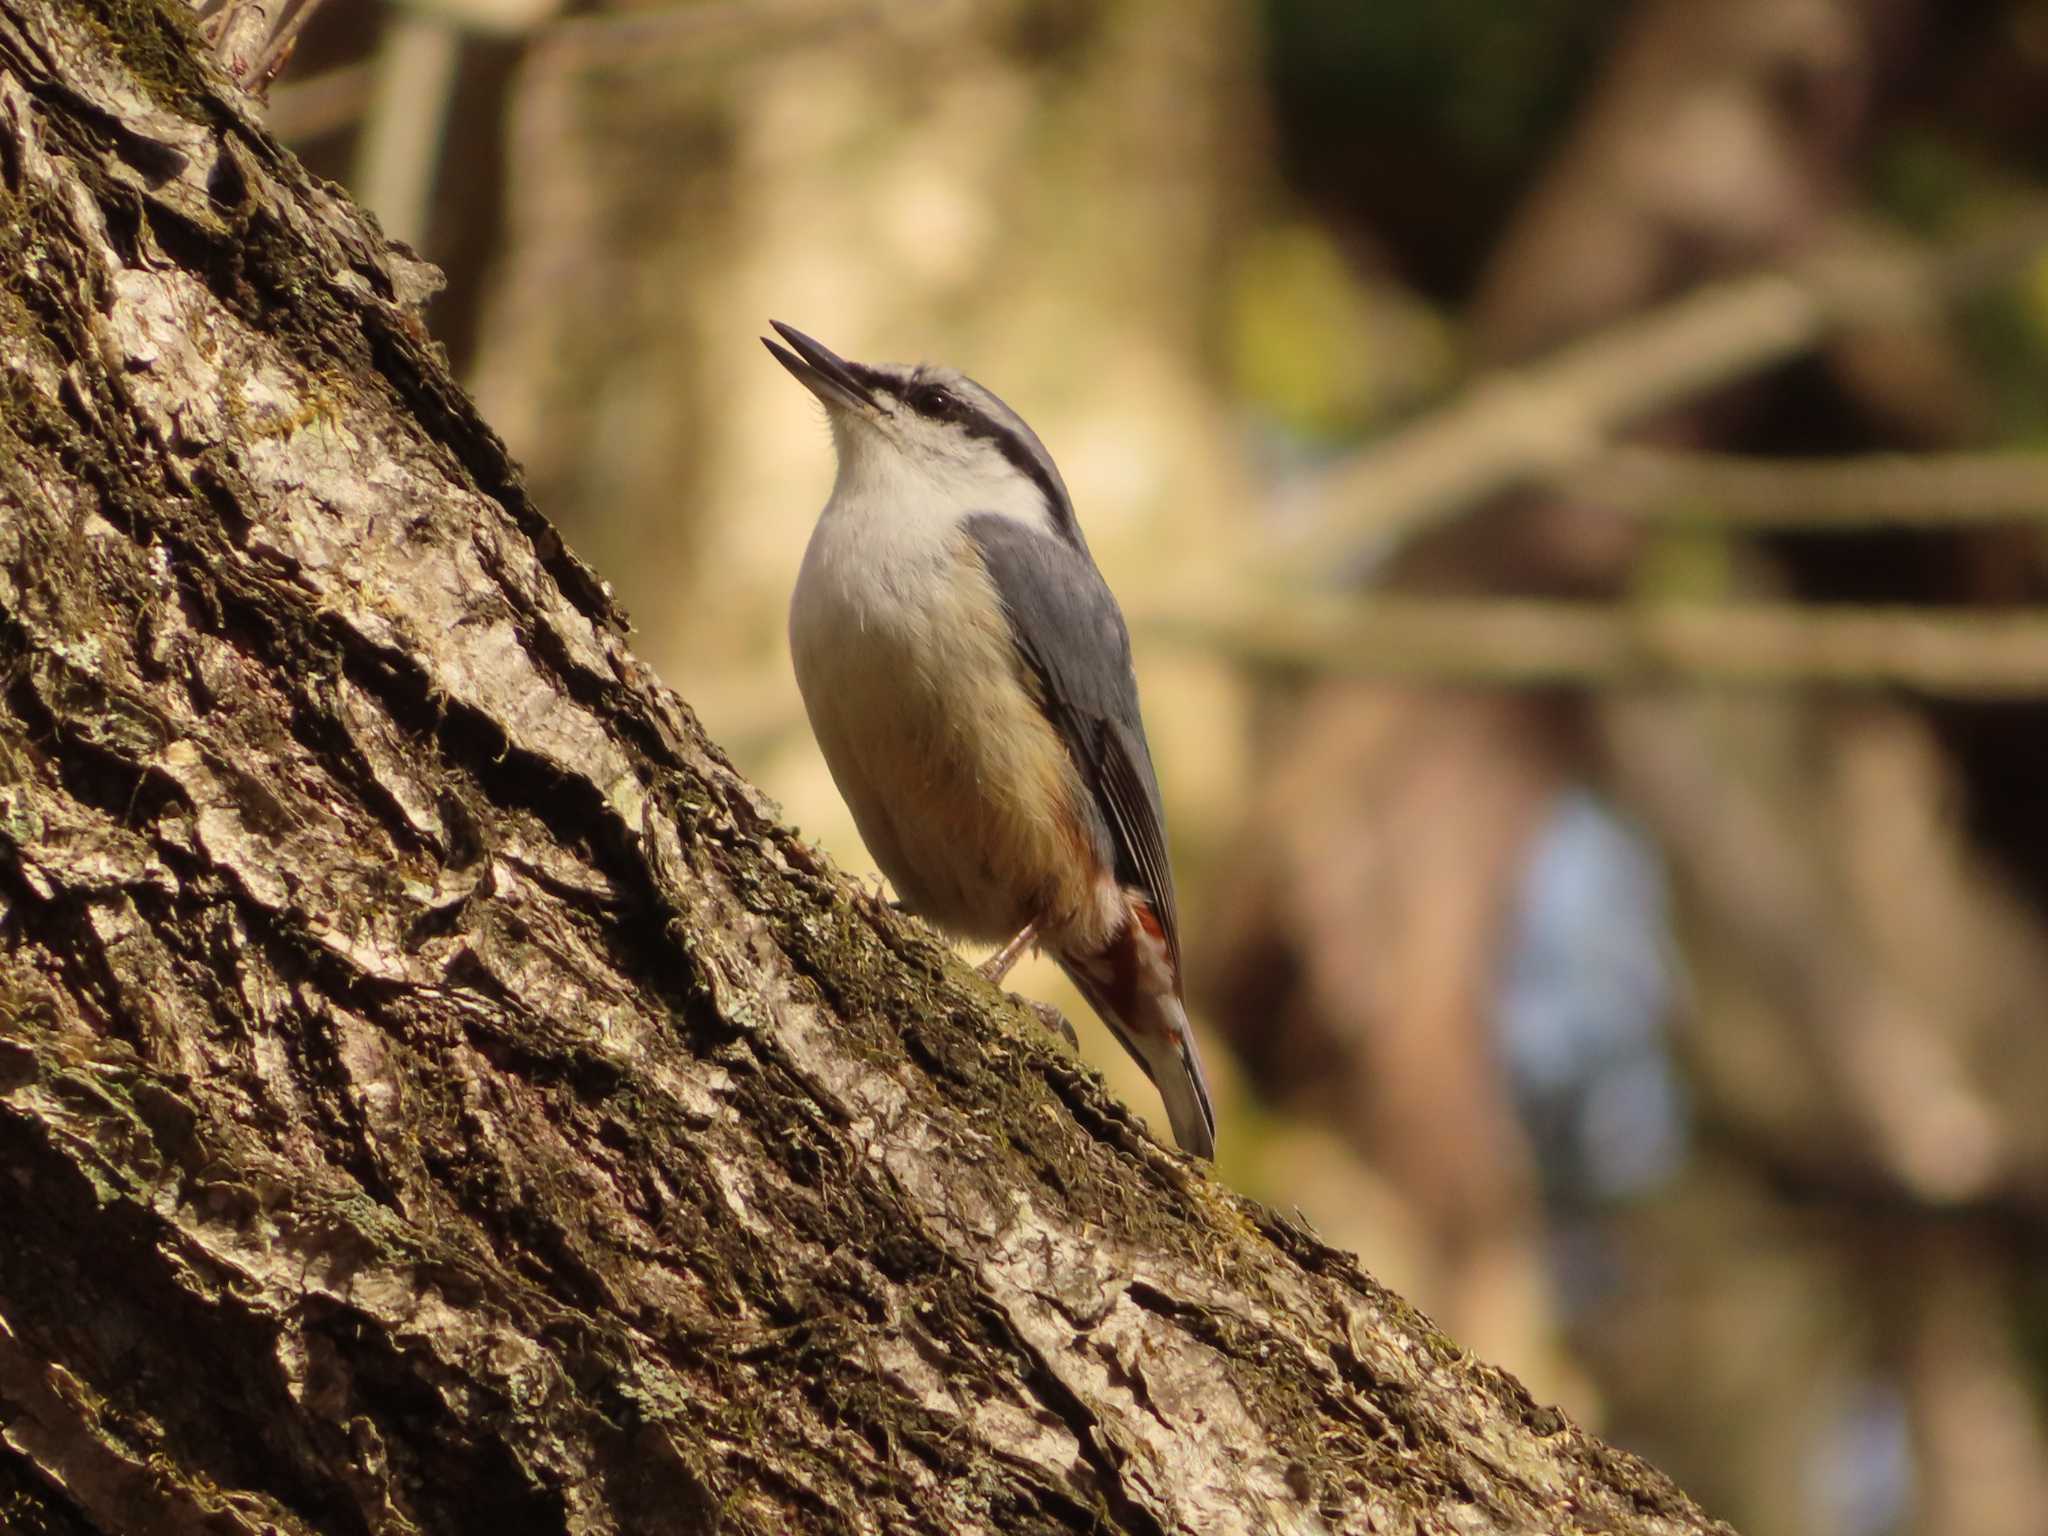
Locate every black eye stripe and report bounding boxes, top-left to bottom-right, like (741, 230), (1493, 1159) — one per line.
(908, 382), (962, 419)
(890, 369), (1086, 549)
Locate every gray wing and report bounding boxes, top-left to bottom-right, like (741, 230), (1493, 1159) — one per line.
(963, 513), (1182, 974)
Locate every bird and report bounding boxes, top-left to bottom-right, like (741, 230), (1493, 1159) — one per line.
(763, 321), (1217, 1159)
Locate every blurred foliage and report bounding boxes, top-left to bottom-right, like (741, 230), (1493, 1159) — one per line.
(1959, 282), (2048, 446)
(1870, 124), (2048, 448)
(1259, 0), (1628, 287)
(1224, 221), (1456, 438)
(1631, 526), (1742, 604)
(1265, 0), (1619, 167)
(1871, 130), (1990, 233)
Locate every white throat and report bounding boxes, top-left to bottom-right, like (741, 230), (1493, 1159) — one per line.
(825, 417), (1055, 545)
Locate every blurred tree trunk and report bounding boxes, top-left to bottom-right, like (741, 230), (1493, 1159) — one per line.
(0, 5), (1739, 1533)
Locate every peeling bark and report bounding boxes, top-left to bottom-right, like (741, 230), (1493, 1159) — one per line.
(0, 4), (1735, 1532)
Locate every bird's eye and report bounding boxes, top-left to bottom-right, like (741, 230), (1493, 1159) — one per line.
(913, 384), (959, 418)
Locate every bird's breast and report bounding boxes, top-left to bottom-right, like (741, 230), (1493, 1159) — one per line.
(790, 507), (1111, 947)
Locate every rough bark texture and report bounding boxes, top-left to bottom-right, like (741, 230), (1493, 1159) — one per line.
(0, 4), (1734, 1532)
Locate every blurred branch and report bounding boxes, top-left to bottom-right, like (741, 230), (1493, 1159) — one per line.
(1563, 448), (2048, 528)
(197, 0), (330, 88)
(404, 0), (563, 34)
(1600, 693), (2040, 1213)
(265, 60), (373, 140)
(1166, 597), (2048, 695)
(353, 8), (462, 249)
(537, 0), (889, 69)
(266, 0), (566, 145)
(1685, 1113), (2048, 1234)
(1280, 215), (2048, 571)
(248, 0), (327, 83)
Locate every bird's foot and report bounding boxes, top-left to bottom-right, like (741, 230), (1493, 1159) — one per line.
(978, 919), (1040, 984)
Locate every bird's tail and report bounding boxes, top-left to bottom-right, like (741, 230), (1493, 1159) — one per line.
(1058, 944), (1217, 1160)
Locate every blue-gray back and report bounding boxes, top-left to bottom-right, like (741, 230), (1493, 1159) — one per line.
(963, 512), (1182, 973)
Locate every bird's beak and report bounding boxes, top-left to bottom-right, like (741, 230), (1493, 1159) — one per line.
(763, 321), (881, 414)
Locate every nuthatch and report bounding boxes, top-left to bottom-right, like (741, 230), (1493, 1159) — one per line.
(764, 322), (1217, 1159)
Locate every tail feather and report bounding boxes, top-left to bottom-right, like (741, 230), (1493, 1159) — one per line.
(1129, 992), (1216, 1160)
(1058, 961), (1216, 1160)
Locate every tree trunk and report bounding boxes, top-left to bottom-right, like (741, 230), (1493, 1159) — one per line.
(0, 4), (1732, 1532)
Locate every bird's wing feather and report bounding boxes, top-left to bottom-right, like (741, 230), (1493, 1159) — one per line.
(962, 513), (1182, 975)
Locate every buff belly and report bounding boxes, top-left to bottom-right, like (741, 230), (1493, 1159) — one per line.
(791, 524), (1117, 951)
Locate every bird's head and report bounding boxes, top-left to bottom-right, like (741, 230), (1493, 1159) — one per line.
(764, 321), (1075, 537)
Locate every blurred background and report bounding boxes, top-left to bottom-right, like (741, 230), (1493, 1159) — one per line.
(263, 2), (2048, 1530)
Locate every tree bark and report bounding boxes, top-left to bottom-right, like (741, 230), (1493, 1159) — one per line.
(0, 4), (1733, 1532)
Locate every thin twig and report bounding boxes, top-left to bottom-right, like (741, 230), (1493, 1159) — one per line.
(264, 60), (373, 140)
(1564, 448), (2048, 528)
(1159, 597), (2048, 696)
(353, 9), (462, 249)
(538, 0), (886, 68)
(1278, 215), (2048, 570)
(251, 0), (332, 86)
